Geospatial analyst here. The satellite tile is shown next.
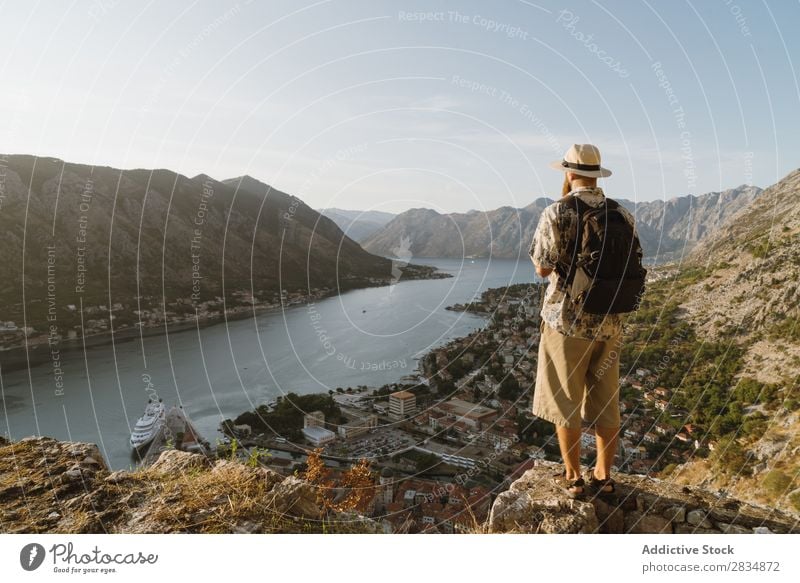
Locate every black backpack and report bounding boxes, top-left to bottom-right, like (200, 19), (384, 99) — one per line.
(554, 196), (646, 314)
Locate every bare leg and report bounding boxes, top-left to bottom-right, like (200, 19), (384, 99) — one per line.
(594, 425), (619, 480)
(555, 425), (582, 480)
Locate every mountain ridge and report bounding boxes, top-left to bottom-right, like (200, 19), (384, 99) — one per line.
(316, 207), (396, 241)
(0, 155), (443, 348)
(358, 185), (762, 261)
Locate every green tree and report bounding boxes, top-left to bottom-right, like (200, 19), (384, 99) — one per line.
(711, 434), (752, 476)
(498, 376), (521, 401)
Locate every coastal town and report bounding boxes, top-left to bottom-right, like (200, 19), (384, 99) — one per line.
(0, 261), (450, 358)
(208, 276), (692, 533)
(0, 288), (332, 353)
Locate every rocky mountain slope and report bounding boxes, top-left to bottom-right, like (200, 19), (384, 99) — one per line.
(0, 155), (437, 333)
(360, 186), (761, 261)
(3, 436), (795, 534)
(681, 169), (800, 384)
(643, 168), (800, 516)
(317, 208), (396, 242)
(632, 185), (762, 259)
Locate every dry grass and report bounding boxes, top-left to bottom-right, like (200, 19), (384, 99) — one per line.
(140, 463), (291, 533)
(1, 438), (379, 534)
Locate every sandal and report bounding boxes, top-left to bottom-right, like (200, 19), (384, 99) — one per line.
(587, 469), (616, 496)
(552, 471), (586, 499)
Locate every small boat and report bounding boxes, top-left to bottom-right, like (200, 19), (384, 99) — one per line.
(130, 398), (165, 451)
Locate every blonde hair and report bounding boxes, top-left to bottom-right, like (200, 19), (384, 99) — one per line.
(561, 174), (571, 197)
(562, 172), (597, 197)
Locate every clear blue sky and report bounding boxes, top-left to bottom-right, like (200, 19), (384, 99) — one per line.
(1, 0), (798, 213)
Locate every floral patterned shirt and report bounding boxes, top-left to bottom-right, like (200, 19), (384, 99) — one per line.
(529, 186), (641, 341)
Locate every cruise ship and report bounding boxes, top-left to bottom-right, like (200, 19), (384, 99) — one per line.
(129, 399), (165, 451)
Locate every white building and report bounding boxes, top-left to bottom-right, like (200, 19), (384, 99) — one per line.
(302, 425), (336, 446)
(304, 410), (325, 429)
(389, 390), (417, 419)
(338, 414), (378, 439)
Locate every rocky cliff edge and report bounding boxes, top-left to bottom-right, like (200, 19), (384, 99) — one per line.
(0, 436), (379, 534)
(2, 437), (797, 534)
(487, 461), (798, 534)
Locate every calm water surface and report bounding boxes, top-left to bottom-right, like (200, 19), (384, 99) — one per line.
(0, 258), (539, 468)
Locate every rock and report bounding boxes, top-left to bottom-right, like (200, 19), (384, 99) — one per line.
(753, 526), (774, 534)
(624, 511), (672, 534)
(687, 509), (712, 528)
(619, 495), (638, 512)
(81, 456), (101, 467)
(330, 511), (384, 534)
(540, 499), (598, 534)
(664, 505), (686, 523)
(149, 450), (211, 474)
(265, 476), (322, 520)
(488, 487), (598, 534)
(675, 523), (720, 534)
(594, 498), (624, 534)
(104, 470), (131, 484)
(232, 520), (261, 534)
(718, 522), (751, 534)
(64, 468), (83, 481)
(47, 511), (60, 520)
(635, 492), (666, 515)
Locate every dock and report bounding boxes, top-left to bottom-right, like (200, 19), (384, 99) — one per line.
(140, 406), (211, 467)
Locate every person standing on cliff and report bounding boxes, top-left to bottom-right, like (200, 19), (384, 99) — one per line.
(529, 144), (646, 498)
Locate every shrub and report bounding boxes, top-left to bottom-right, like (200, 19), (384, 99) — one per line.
(711, 434), (752, 476)
(661, 463), (677, 477)
(745, 239), (770, 258)
(788, 489), (800, 512)
(762, 470), (793, 498)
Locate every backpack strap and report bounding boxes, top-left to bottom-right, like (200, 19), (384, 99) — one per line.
(555, 195), (587, 291)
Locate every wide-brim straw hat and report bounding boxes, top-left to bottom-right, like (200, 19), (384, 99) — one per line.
(549, 143), (612, 178)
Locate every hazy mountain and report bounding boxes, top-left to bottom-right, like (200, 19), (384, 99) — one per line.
(317, 208), (395, 241)
(360, 186), (762, 262)
(630, 185), (762, 260)
(360, 199), (552, 259)
(0, 155), (436, 332)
